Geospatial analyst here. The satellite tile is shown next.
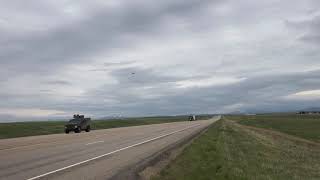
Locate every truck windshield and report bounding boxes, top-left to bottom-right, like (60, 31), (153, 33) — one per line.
(69, 119), (80, 123)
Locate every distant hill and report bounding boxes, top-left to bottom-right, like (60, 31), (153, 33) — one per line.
(300, 107), (320, 112)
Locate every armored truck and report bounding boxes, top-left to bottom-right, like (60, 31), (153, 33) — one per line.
(188, 115), (196, 121)
(65, 114), (91, 134)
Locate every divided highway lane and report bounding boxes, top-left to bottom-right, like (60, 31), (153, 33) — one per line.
(0, 116), (220, 180)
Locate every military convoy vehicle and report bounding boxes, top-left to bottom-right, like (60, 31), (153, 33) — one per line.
(188, 115), (196, 121)
(65, 114), (91, 134)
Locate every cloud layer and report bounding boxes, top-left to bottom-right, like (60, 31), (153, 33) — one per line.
(1, 0), (320, 121)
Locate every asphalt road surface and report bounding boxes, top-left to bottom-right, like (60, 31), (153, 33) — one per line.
(0, 116), (220, 180)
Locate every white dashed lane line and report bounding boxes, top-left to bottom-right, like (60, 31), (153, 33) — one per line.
(85, 141), (105, 146)
(26, 124), (200, 180)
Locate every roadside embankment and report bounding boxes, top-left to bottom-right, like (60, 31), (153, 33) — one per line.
(152, 116), (320, 180)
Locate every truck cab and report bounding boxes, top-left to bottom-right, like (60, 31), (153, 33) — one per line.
(65, 114), (91, 134)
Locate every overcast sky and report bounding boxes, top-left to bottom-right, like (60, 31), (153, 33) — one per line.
(1, 0), (320, 121)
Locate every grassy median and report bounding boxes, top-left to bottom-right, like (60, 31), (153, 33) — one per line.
(154, 116), (320, 180)
(0, 115), (213, 139)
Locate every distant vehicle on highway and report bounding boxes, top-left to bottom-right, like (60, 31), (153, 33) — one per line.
(65, 114), (91, 134)
(188, 115), (196, 121)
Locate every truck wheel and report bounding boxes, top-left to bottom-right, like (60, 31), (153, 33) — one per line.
(75, 127), (81, 133)
(85, 126), (91, 132)
(65, 130), (69, 134)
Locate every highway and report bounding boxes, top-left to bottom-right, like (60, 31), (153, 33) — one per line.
(0, 117), (219, 180)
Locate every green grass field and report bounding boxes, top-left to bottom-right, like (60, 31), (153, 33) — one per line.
(0, 115), (213, 139)
(228, 114), (320, 142)
(154, 115), (320, 180)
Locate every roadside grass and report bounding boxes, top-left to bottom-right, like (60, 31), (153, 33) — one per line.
(0, 115), (212, 139)
(227, 114), (320, 142)
(0, 121), (65, 139)
(154, 117), (320, 180)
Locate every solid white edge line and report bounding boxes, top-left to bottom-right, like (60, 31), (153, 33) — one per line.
(26, 124), (201, 180)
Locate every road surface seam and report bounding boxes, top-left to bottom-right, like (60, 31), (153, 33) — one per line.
(85, 141), (105, 145)
(26, 124), (200, 180)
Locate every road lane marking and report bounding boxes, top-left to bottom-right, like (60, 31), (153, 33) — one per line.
(0, 121), (203, 152)
(85, 141), (104, 145)
(26, 124), (201, 180)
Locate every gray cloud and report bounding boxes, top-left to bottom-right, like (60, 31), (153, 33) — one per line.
(0, 0), (218, 77)
(286, 13), (320, 45)
(42, 69), (320, 117)
(1, 0), (320, 121)
(44, 80), (72, 85)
